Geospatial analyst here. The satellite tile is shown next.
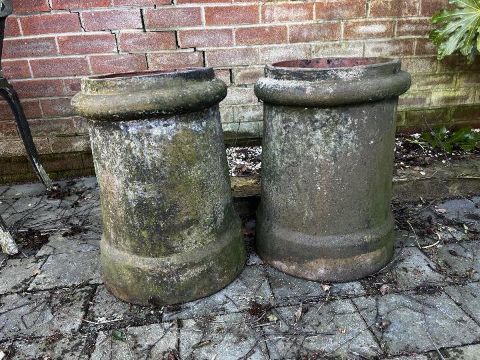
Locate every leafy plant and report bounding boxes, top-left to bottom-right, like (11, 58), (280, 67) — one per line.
(429, 0), (480, 62)
(420, 127), (480, 153)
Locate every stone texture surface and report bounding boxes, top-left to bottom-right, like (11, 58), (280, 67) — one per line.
(0, 257), (43, 294)
(264, 300), (382, 359)
(180, 313), (269, 359)
(28, 250), (102, 290)
(353, 292), (480, 355)
(91, 323), (178, 360)
(0, 288), (91, 341)
(0, 178), (479, 359)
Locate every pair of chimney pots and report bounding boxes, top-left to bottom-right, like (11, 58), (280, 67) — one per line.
(72, 58), (411, 306)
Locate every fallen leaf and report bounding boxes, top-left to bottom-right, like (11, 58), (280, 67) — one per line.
(379, 284), (390, 295)
(294, 305), (303, 323)
(112, 330), (126, 342)
(267, 314), (278, 322)
(321, 284), (331, 292)
(32, 269), (41, 276)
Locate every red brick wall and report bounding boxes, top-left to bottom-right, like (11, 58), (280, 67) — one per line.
(1, 0), (480, 164)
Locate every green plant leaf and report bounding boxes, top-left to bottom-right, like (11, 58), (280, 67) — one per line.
(421, 126), (480, 153)
(430, 0), (480, 61)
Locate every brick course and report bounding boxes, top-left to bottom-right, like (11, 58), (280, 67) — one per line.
(0, 0), (479, 181)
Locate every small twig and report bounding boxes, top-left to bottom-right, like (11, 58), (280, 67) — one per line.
(81, 318), (122, 325)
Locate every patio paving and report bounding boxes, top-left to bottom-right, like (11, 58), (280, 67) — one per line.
(0, 177), (479, 359)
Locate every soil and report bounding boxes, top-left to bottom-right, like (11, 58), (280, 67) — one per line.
(394, 133), (479, 170)
(14, 228), (49, 254)
(226, 133), (479, 177)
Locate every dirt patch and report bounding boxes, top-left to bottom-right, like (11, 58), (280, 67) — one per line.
(14, 228), (49, 255)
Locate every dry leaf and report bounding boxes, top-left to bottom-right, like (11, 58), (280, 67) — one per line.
(294, 305), (303, 323)
(321, 284), (331, 292)
(267, 314), (278, 322)
(32, 269), (41, 276)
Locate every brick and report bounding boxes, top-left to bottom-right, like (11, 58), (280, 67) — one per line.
(233, 67), (263, 85)
(113, 0), (171, 5)
(205, 5), (258, 25)
(40, 98), (75, 118)
(398, 90), (431, 109)
(457, 72), (480, 87)
(0, 138), (50, 156)
(397, 18), (432, 37)
(315, 0), (366, 20)
(0, 100), (42, 121)
(431, 89), (474, 106)
(451, 105), (480, 122)
(5, 17), (21, 37)
(344, 20), (394, 40)
(179, 29), (234, 48)
(13, 0), (49, 13)
(81, 9), (142, 31)
(415, 38), (437, 56)
(26, 117), (86, 137)
(20, 13), (81, 35)
(403, 108), (450, 130)
(89, 54), (147, 74)
(437, 55), (480, 72)
(236, 26), (287, 45)
(420, 0), (449, 16)
(214, 69), (231, 85)
(289, 22), (340, 43)
(10, 79), (65, 98)
(223, 86), (257, 105)
(58, 33), (117, 55)
(52, 0), (111, 9)
(118, 32), (176, 52)
(411, 74), (455, 90)
(401, 57), (437, 74)
(369, 0), (418, 17)
(30, 57), (90, 78)
(2, 60), (31, 79)
(205, 47), (258, 67)
(2, 37), (57, 59)
(259, 43), (310, 63)
(144, 8), (202, 30)
(311, 41), (364, 57)
(262, 3), (313, 23)
(63, 78), (81, 96)
(148, 51), (203, 70)
(50, 135), (91, 153)
(177, 0), (226, 4)
(365, 39), (415, 57)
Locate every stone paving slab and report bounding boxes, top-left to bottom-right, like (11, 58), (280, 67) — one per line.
(361, 247), (447, 295)
(91, 323), (177, 360)
(444, 282), (480, 324)
(3, 335), (89, 360)
(424, 241), (480, 281)
(0, 287), (91, 341)
(439, 343), (480, 359)
(0, 257), (43, 294)
(353, 292), (480, 356)
(0, 179), (479, 359)
(36, 231), (100, 257)
(28, 250), (102, 290)
(437, 197), (480, 232)
(263, 299), (382, 359)
(179, 312), (269, 359)
(164, 265), (273, 321)
(89, 285), (163, 326)
(265, 266), (365, 305)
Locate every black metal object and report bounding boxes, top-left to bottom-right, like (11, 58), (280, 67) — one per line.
(0, 0), (52, 189)
(0, 0), (52, 254)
